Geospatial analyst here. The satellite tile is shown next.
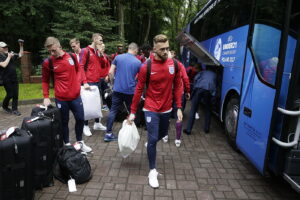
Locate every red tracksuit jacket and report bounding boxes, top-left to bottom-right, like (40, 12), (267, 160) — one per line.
(42, 52), (86, 101)
(80, 46), (103, 83)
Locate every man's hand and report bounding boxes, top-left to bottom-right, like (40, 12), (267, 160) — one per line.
(177, 108), (183, 122)
(185, 93), (191, 100)
(83, 83), (90, 90)
(105, 75), (109, 83)
(43, 98), (51, 107)
(127, 113), (135, 125)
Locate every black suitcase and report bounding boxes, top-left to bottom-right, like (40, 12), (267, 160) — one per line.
(0, 128), (34, 200)
(31, 105), (63, 156)
(22, 116), (54, 189)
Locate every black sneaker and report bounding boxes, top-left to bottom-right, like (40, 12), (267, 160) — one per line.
(183, 129), (191, 135)
(3, 107), (12, 114)
(12, 110), (21, 116)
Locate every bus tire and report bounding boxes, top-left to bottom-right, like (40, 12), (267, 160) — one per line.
(224, 97), (239, 149)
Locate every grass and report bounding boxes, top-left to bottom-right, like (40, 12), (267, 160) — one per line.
(0, 83), (54, 102)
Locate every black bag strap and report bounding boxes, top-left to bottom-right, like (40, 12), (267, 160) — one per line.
(146, 59), (151, 89)
(84, 48), (90, 72)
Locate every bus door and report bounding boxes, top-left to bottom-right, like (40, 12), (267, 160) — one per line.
(236, 0), (295, 175)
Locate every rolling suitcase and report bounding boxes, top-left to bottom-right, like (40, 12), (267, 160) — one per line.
(31, 104), (63, 157)
(0, 128), (34, 200)
(22, 116), (54, 189)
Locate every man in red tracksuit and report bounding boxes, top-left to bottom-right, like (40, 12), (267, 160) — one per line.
(80, 33), (107, 137)
(128, 34), (183, 188)
(42, 36), (92, 152)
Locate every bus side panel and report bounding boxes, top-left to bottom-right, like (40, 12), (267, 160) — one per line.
(237, 49), (276, 174)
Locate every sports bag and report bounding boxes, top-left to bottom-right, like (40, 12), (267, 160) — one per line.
(53, 146), (92, 184)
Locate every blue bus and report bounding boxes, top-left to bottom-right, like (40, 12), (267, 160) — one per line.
(177, 0), (300, 192)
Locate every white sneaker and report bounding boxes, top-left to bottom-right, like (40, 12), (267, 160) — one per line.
(65, 142), (71, 146)
(162, 135), (168, 143)
(148, 169), (159, 188)
(93, 122), (107, 131)
(83, 125), (92, 136)
(195, 112), (200, 119)
(175, 139), (181, 147)
(78, 141), (92, 153)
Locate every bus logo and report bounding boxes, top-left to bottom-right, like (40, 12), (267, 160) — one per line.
(214, 38), (222, 61)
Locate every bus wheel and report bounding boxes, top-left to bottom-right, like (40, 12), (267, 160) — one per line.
(224, 97), (239, 148)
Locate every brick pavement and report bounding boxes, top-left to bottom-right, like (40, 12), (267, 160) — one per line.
(1, 103), (300, 200)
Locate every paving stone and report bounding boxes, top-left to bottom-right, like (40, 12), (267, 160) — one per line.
(0, 104), (299, 200)
(81, 188), (100, 197)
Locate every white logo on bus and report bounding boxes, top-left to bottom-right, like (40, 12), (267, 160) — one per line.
(214, 38), (222, 61)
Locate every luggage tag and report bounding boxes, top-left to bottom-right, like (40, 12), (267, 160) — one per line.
(26, 116), (40, 123)
(68, 177), (77, 192)
(5, 127), (16, 138)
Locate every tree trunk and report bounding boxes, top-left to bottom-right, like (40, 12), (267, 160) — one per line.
(117, 0), (125, 39)
(143, 12), (151, 43)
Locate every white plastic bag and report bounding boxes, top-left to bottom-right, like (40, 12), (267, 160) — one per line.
(80, 86), (102, 120)
(118, 120), (140, 158)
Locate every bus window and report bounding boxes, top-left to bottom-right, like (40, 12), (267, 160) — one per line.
(190, 0), (252, 42)
(251, 0), (285, 86)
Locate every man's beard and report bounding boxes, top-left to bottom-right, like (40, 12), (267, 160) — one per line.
(157, 53), (168, 61)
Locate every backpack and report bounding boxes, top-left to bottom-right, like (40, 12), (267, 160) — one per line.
(53, 146), (92, 184)
(80, 48), (90, 72)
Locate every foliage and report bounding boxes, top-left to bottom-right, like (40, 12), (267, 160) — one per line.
(32, 65), (42, 76)
(0, 0), (207, 68)
(0, 83), (54, 102)
(51, 0), (120, 54)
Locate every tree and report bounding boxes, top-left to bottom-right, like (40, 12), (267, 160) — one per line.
(51, 0), (120, 53)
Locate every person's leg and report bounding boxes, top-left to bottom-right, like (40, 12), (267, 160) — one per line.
(70, 96), (92, 152)
(174, 104), (183, 147)
(2, 81), (13, 111)
(203, 91), (212, 133)
(104, 92), (122, 142)
(106, 92), (122, 133)
(69, 96), (85, 142)
(99, 78), (108, 106)
(185, 88), (202, 134)
(55, 99), (70, 144)
(146, 111), (166, 188)
(123, 94), (133, 114)
(145, 111), (160, 170)
(158, 112), (171, 141)
(11, 80), (19, 111)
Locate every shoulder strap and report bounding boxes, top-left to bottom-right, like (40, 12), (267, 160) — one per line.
(68, 52), (78, 72)
(172, 58), (179, 74)
(146, 59), (151, 89)
(84, 48), (90, 72)
(48, 57), (55, 86)
(48, 57), (53, 71)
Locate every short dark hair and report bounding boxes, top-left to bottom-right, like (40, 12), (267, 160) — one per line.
(153, 34), (168, 45)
